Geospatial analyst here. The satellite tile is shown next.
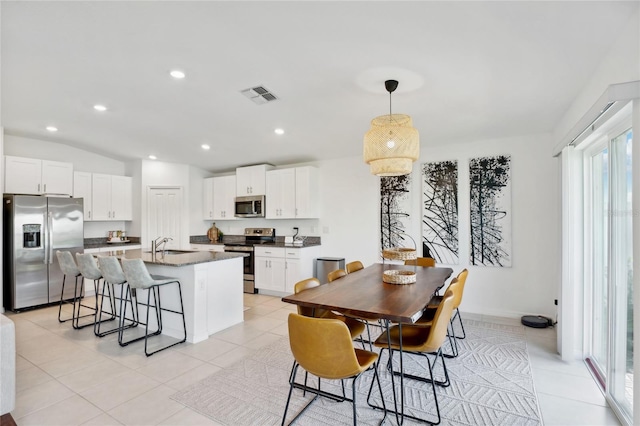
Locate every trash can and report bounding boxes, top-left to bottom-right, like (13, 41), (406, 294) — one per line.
(315, 257), (345, 284)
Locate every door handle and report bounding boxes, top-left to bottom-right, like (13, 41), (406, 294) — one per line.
(43, 213), (48, 264)
(44, 183), (47, 193)
(112, 211), (116, 219)
(38, 183), (41, 193)
(48, 212), (54, 264)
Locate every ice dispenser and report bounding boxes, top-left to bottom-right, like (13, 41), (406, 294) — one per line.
(23, 224), (41, 248)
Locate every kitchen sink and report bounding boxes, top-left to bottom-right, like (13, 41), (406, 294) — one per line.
(143, 250), (195, 255)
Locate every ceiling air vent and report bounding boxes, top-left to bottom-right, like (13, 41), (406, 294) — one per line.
(240, 85), (279, 105)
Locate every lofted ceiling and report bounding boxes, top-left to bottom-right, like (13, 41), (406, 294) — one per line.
(1, 1), (637, 173)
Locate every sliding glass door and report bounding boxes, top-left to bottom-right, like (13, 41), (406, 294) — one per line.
(584, 125), (633, 423)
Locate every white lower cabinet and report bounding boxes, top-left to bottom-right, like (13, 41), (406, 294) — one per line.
(254, 245), (320, 294)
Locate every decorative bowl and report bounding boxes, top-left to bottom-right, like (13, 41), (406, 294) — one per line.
(383, 270), (417, 285)
(382, 247), (417, 261)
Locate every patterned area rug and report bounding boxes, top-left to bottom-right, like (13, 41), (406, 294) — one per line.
(171, 320), (542, 425)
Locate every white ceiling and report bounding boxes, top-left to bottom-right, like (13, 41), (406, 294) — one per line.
(2, 1), (637, 172)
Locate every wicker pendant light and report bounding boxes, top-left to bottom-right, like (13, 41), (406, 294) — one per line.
(363, 80), (419, 176)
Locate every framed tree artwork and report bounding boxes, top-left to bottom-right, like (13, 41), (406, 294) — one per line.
(380, 174), (411, 256)
(421, 161), (459, 264)
(469, 155), (512, 267)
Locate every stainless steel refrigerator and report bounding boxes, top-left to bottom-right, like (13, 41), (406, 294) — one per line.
(3, 195), (84, 311)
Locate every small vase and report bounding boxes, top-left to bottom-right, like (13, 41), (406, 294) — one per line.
(207, 222), (219, 242)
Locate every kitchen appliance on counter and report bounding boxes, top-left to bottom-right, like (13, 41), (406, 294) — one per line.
(223, 227), (275, 293)
(234, 195), (265, 218)
(3, 195), (84, 311)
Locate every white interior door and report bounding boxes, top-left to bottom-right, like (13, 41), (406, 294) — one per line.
(147, 187), (182, 249)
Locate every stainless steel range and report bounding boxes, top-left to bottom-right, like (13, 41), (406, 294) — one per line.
(223, 227), (276, 294)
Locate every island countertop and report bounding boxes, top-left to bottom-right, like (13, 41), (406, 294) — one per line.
(115, 249), (247, 267)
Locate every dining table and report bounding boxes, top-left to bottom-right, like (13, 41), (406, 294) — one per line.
(282, 262), (454, 424)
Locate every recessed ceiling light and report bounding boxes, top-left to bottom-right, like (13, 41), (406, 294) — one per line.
(170, 70), (185, 79)
(201, 144), (210, 150)
(93, 104), (107, 112)
(46, 126), (58, 132)
(148, 155), (157, 160)
(274, 128), (285, 135)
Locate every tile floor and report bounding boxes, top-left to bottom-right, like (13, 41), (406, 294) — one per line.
(4, 293), (622, 426)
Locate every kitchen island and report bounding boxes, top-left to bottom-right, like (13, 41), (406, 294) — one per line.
(116, 249), (247, 344)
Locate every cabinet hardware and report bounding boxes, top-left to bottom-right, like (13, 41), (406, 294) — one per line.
(44, 184), (47, 192)
(38, 184), (41, 192)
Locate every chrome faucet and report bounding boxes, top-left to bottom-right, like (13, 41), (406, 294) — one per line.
(151, 237), (172, 257)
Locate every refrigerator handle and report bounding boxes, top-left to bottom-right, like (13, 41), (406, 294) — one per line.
(43, 212), (48, 264)
(48, 212), (54, 264)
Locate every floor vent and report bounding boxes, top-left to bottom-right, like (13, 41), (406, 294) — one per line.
(241, 85), (279, 105)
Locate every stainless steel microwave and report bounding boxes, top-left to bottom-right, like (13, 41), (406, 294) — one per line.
(235, 195), (265, 218)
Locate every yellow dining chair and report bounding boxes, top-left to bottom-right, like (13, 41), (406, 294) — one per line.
(426, 269), (469, 338)
(345, 261), (364, 274)
(282, 313), (386, 426)
(327, 268), (347, 283)
(404, 257), (436, 267)
(371, 289), (455, 425)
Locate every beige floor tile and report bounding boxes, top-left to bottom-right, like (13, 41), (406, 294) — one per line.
(16, 395), (103, 426)
(528, 345), (593, 378)
(135, 351), (205, 383)
(242, 331), (282, 350)
(16, 365), (55, 392)
(164, 363), (221, 391)
(264, 307), (296, 321)
(15, 355), (35, 372)
(57, 358), (134, 393)
(269, 322), (289, 336)
(80, 413), (124, 425)
(17, 333), (78, 365)
(208, 345), (256, 368)
(176, 337), (238, 362)
(158, 407), (223, 425)
(107, 384), (184, 425)
(13, 319), (52, 343)
(537, 393), (620, 425)
(79, 371), (161, 411)
(38, 347), (109, 378)
(213, 322), (266, 345)
(242, 293), (274, 307)
(243, 315), (284, 332)
(243, 303), (281, 316)
(533, 367), (607, 406)
(13, 379), (75, 419)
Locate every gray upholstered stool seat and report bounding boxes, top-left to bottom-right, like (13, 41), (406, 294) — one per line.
(56, 251), (96, 329)
(96, 256), (139, 337)
(121, 258), (187, 356)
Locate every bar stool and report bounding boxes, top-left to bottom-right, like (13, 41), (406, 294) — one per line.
(76, 253), (117, 333)
(96, 256), (138, 338)
(120, 258), (187, 356)
(56, 251), (95, 329)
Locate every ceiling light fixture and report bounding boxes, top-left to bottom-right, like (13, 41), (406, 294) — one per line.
(93, 104), (107, 112)
(170, 70), (185, 79)
(46, 126), (58, 132)
(274, 128), (284, 135)
(363, 80), (419, 176)
(201, 144), (210, 150)
(148, 155), (157, 160)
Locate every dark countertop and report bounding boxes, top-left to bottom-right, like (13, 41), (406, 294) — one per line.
(110, 249), (248, 267)
(190, 235), (321, 248)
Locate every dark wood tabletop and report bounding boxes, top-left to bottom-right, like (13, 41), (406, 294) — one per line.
(282, 263), (454, 324)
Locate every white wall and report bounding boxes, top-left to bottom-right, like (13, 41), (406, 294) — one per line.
(553, 8), (640, 143)
(3, 134), (127, 175)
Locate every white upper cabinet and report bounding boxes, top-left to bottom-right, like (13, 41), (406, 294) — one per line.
(203, 177), (215, 220)
(5, 156), (73, 196)
(266, 168), (295, 219)
(236, 164), (273, 196)
(265, 166), (319, 219)
(212, 175), (237, 220)
(294, 166), (319, 218)
(91, 173), (132, 221)
(73, 171), (93, 220)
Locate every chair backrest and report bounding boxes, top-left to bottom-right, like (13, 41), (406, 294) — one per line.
(121, 258), (155, 289)
(421, 289), (455, 352)
(345, 261), (364, 274)
(327, 268), (347, 283)
(405, 257), (436, 267)
(56, 251), (80, 276)
(288, 313), (366, 379)
(76, 253), (102, 280)
(97, 256), (127, 285)
(294, 278), (328, 317)
(452, 269), (469, 309)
